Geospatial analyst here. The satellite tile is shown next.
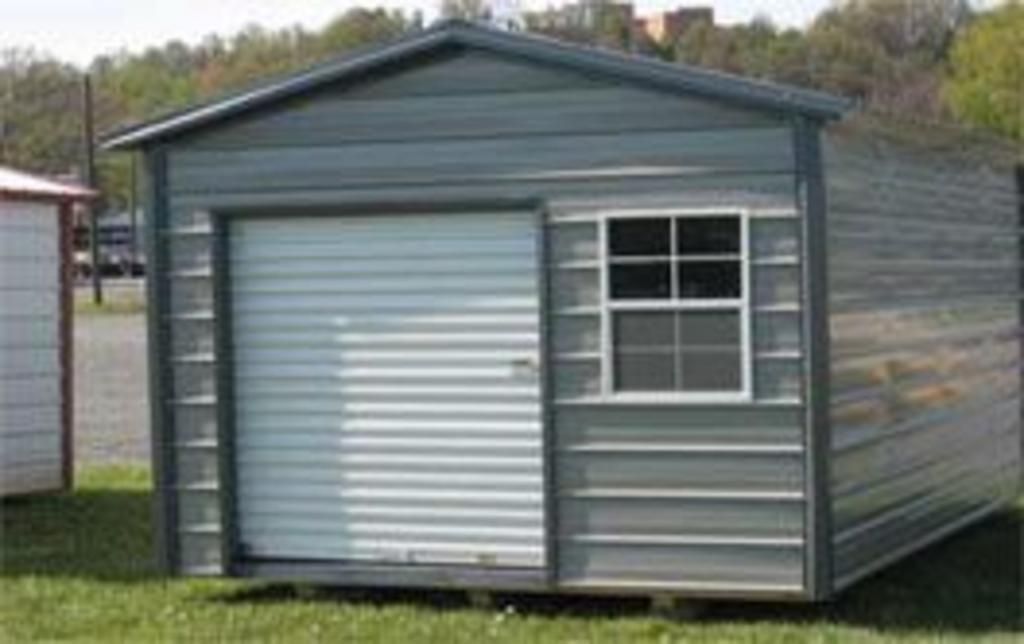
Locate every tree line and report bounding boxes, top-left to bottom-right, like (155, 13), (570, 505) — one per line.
(0, 1), (1020, 210)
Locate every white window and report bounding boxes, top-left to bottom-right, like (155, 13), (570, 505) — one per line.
(601, 210), (751, 401)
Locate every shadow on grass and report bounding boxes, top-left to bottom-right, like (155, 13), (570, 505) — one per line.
(218, 505), (1022, 636)
(0, 487), (156, 582)
(2, 481), (1019, 636)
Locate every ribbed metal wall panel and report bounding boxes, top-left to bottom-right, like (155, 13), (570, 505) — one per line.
(548, 196), (808, 593)
(824, 131), (1022, 590)
(229, 212), (545, 567)
(0, 201), (63, 496)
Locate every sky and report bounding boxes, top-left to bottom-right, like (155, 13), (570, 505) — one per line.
(1, 0), (837, 66)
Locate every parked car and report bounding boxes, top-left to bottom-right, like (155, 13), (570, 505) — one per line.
(74, 210), (145, 277)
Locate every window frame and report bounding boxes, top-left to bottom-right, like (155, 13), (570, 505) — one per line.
(598, 207), (753, 403)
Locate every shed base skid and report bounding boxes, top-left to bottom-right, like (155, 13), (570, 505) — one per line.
(650, 595), (706, 620)
(467, 590), (495, 610)
(227, 559), (814, 603)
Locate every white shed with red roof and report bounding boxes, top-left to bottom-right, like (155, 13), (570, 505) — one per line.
(1, 165), (94, 496)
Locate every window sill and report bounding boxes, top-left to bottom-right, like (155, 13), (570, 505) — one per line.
(554, 393), (806, 408)
(602, 392), (753, 405)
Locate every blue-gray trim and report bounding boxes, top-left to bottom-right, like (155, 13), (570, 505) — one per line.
(794, 117), (833, 600)
(211, 215), (240, 574)
(144, 146), (178, 572)
(1017, 164), (1024, 493)
(535, 206), (557, 585)
(237, 560), (548, 590)
(101, 20), (850, 150)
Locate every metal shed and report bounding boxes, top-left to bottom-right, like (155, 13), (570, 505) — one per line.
(1, 166), (94, 496)
(102, 21), (1022, 601)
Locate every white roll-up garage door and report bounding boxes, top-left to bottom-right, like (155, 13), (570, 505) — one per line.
(231, 211), (545, 568)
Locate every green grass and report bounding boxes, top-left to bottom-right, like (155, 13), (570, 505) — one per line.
(1, 467), (1020, 642)
(74, 294), (145, 316)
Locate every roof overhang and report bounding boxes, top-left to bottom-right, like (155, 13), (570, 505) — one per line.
(102, 20), (853, 151)
(0, 166), (97, 203)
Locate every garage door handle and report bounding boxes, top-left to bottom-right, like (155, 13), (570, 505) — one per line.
(511, 358), (539, 372)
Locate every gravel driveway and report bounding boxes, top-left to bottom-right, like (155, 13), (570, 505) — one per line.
(74, 311), (150, 466)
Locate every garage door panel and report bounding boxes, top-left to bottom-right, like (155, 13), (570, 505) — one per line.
(232, 255), (536, 278)
(236, 337), (539, 355)
(232, 293), (537, 314)
(241, 536), (544, 566)
(240, 506), (542, 531)
(238, 450), (542, 469)
(234, 312), (539, 331)
(234, 389), (536, 403)
(232, 273), (537, 294)
(238, 482), (544, 505)
(232, 211), (545, 568)
(237, 397), (541, 417)
(231, 238), (536, 262)
(238, 432), (541, 452)
(235, 381), (540, 398)
(236, 415), (542, 436)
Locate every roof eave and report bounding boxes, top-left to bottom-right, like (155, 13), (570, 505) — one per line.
(101, 28), (456, 151)
(449, 24), (852, 120)
(101, 21), (851, 151)
(0, 188), (97, 202)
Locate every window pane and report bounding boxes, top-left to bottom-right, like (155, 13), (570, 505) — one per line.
(677, 217), (740, 255)
(614, 312), (674, 349)
(614, 351), (675, 391)
(677, 311), (740, 348)
(679, 350), (741, 391)
(610, 262), (671, 299)
(678, 261), (740, 298)
(609, 218), (670, 256)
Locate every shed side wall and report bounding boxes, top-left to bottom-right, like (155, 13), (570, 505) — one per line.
(824, 133), (1022, 590)
(0, 200), (65, 495)
(155, 49), (810, 594)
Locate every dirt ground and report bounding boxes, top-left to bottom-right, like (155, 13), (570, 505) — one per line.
(73, 301), (150, 466)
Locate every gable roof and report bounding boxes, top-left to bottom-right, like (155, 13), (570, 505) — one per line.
(102, 20), (852, 150)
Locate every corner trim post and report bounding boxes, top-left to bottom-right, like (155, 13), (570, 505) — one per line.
(794, 117), (833, 600)
(144, 147), (178, 573)
(212, 213), (240, 574)
(1016, 164), (1024, 493)
(58, 200), (75, 491)
(536, 205), (558, 585)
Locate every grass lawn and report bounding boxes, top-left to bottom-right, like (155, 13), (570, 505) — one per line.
(73, 294), (145, 316)
(1, 467), (1020, 642)
(74, 279), (146, 316)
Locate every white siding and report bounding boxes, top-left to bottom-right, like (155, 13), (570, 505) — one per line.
(231, 211), (545, 567)
(0, 200), (63, 496)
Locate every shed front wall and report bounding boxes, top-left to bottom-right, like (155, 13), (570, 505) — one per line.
(150, 47), (814, 596)
(0, 200), (67, 495)
(824, 132), (1022, 590)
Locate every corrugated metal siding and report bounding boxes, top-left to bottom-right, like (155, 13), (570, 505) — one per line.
(548, 200), (807, 593)
(229, 212), (545, 566)
(157, 48), (808, 588)
(825, 133), (1022, 590)
(0, 201), (63, 495)
(164, 207), (222, 573)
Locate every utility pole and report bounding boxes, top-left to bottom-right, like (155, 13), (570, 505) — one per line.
(81, 73), (102, 304)
(129, 153), (138, 273)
